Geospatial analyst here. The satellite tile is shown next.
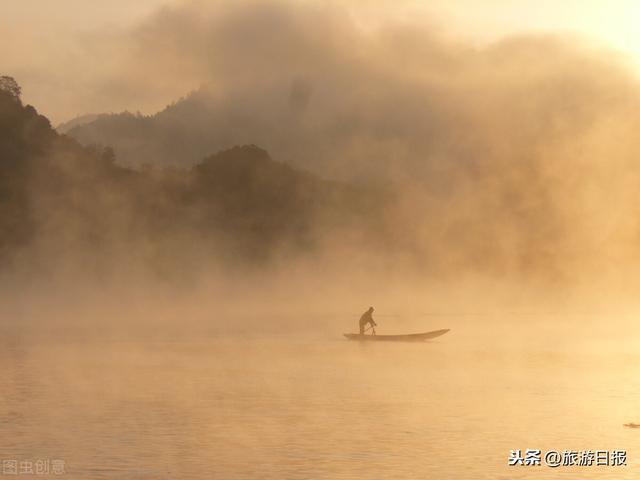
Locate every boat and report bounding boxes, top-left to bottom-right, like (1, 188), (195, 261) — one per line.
(343, 329), (450, 342)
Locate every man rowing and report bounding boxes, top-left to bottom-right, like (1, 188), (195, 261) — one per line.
(359, 306), (377, 334)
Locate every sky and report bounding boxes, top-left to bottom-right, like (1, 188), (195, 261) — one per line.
(3, 0), (640, 123)
(428, 0), (640, 54)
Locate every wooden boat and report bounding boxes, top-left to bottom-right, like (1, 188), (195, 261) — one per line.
(343, 329), (450, 342)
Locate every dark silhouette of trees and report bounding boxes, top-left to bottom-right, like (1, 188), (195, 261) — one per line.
(0, 76), (21, 102)
(0, 77), (385, 273)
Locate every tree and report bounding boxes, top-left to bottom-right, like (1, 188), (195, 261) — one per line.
(0, 76), (21, 101)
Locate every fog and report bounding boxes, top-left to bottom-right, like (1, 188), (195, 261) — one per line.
(3, 0), (640, 331)
(6, 7), (640, 478)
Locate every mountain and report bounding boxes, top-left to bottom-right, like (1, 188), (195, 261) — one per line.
(56, 113), (102, 134)
(0, 78), (386, 276)
(65, 91), (259, 170)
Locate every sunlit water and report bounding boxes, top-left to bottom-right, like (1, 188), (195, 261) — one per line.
(2, 317), (640, 479)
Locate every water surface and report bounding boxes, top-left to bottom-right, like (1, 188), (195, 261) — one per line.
(2, 319), (640, 479)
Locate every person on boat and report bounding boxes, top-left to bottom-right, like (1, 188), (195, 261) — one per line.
(359, 307), (377, 334)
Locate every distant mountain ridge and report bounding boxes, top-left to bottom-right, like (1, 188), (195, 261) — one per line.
(66, 91), (246, 169)
(56, 113), (102, 134)
(0, 79), (386, 275)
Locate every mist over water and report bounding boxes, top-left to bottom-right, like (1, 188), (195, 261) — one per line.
(3, 320), (640, 479)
